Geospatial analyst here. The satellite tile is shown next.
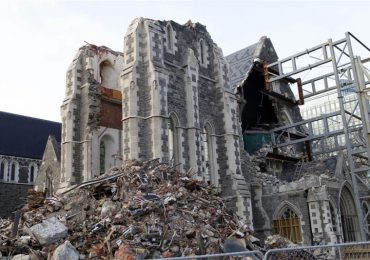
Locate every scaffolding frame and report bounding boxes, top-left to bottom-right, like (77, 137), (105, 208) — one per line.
(265, 32), (370, 240)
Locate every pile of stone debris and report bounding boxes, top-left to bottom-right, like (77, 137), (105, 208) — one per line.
(0, 159), (261, 259)
(264, 235), (334, 260)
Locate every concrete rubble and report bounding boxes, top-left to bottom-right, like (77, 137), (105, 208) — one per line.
(28, 217), (68, 246)
(0, 150), (343, 259)
(265, 235), (334, 260)
(11, 255), (30, 260)
(0, 159), (263, 259)
(1, 145), (352, 259)
(51, 241), (79, 260)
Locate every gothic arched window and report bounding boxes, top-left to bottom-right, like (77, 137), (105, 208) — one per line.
(201, 126), (210, 182)
(99, 134), (117, 175)
(340, 186), (361, 242)
(273, 206), (302, 243)
(29, 163), (38, 183)
(0, 160), (6, 181)
(9, 161), (19, 182)
(200, 39), (205, 65)
(99, 60), (118, 89)
(168, 113), (180, 166)
(100, 141), (106, 174)
(166, 24), (173, 51)
(201, 123), (217, 185)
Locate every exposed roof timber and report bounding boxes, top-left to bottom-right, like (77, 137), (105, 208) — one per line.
(265, 152), (300, 162)
(261, 89), (297, 105)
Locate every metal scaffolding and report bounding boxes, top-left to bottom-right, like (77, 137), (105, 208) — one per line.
(264, 32), (370, 240)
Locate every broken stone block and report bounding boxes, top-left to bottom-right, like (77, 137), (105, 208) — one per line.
(29, 217), (67, 245)
(223, 238), (246, 253)
(12, 254), (30, 260)
(51, 240), (79, 260)
(101, 200), (117, 219)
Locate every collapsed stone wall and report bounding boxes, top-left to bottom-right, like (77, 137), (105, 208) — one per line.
(60, 45), (124, 188)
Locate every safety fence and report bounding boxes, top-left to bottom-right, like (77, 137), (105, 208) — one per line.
(263, 241), (370, 260)
(156, 241), (370, 260)
(154, 250), (264, 260)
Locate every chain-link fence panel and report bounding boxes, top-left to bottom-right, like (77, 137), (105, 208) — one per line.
(264, 241), (370, 260)
(152, 250), (264, 260)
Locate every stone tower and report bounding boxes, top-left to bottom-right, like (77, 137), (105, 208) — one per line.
(60, 18), (252, 224)
(120, 18), (252, 222)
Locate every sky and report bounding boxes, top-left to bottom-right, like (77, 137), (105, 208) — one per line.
(1, 0), (370, 122)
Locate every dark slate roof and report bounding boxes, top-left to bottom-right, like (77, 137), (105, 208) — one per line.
(226, 36), (278, 91)
(0, 111), (61, 159)
(226, 42), (258, 90)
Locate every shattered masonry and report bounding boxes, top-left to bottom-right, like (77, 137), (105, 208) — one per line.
(33, 16), (370, 250)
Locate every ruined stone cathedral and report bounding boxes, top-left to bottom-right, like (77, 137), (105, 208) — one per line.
(36, 18), (370, 245)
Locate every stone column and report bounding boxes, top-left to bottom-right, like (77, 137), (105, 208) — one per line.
(214, 45), (253, 225)
(60, 56), (83, 190)
(184, 49), (201, 174)
(121, 19), (142, 161)
(307, 186), (337, 244)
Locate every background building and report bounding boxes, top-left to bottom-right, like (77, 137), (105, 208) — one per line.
(0, 111), (61, 217)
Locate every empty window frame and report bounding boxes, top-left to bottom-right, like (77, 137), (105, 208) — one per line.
(166, 24), (174, 52)
(0, 159), (7, 181)
(273, 207), (303, 243)
(28, 163), (38, 183)
(9, 161), (19, 182)
(168, 113), (180, 166)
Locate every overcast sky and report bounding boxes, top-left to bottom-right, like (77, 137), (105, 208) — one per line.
(1, 0), (370, 122)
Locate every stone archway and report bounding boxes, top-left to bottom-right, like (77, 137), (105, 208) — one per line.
(272, 201), (303, 243)
(340, 185), (361, 242)
(99, 134), (116, 174)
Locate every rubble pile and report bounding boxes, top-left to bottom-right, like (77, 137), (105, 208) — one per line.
(252, 171), (283, 187)
(264, 235), (297, 249)
(247, 145), (285, 187)
(265, 235), (334, 260)
(298, 160), (334, 178)
(0, 159), (255, 259)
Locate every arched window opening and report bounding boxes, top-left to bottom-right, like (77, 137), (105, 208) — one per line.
(273, 206), (302, 243)
(10, 163), (16, 181)
(340, 186), (361, 242)
(100, 141), (106, 174)
(166, 25), (173, 51)
(99, 60), (118, 89)
(99, 134), (116, 175)
(200, 39), (205, 64)
(0, 160), (5, 181)
(28, 163), (38, 183)
(201, 126), (210, 182)
(30, 165), (35, 183)
(168, 120), (175, 162)
(168, 114), (180, 166)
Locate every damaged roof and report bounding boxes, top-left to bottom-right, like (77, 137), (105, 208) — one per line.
(226, 42), (258, 90)
(226, 36), (278, 90)
(0, 111), (61, 159)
